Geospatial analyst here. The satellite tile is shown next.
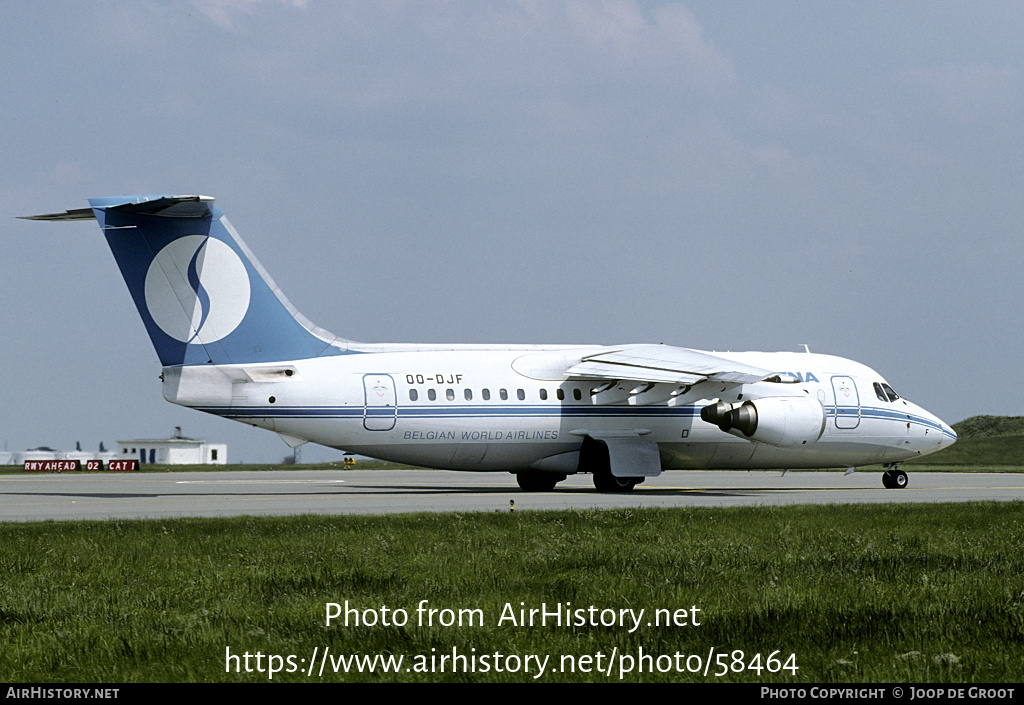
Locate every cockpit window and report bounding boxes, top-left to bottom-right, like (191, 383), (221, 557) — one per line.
(874, 382), (900, 402)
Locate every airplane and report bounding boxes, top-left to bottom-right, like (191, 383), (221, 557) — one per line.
(23, 195), (957, 492)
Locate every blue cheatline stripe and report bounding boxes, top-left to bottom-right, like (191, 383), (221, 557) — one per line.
(831, 406), (955, 438)
(202, 404), (702, 418)
(195, 402), (954, 438)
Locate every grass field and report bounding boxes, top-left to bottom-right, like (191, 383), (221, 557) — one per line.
(1, 501), (1023, 683)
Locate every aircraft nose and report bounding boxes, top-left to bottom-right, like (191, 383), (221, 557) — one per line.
(938, 420), (957, 449)
(913, 403), (957, 452)
(923, 407), (957, 450)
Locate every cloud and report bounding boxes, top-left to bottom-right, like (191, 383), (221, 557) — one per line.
(564, 0), (735, 91)
(188, 0), (309, 31)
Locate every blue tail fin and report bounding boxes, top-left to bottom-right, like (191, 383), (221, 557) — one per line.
(38, 195), (350, 366)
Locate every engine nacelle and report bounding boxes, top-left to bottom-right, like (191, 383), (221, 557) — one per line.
(700, 396), (826, 448)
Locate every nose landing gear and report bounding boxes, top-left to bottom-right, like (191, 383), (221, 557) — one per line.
(882, 464), (908, 489)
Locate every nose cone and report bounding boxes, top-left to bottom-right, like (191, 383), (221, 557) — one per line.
(937, 419), (958, 450)
(900, 399), (956, 458)
(919, 404), (957, 453)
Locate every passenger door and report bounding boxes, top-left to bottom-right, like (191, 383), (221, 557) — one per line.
(363, 374), (397, 431)
(831, 375), (861, 429)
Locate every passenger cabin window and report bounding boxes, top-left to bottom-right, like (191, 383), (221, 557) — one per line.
(446, 389), (455, 401)
(409, 389), (418, 402)
(428, 389), (437, 401)
(556, 389), (565, 401)
(500, 388), (508, 401)
(464, 389), (473, 401)
(539, 389), (548, 401)
(517, 389), (525, 401)
(573, 388), (582, 401)
(482, 388), (491, 401)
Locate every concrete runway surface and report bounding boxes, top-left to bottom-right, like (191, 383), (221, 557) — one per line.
(1, 469), (1022, 522)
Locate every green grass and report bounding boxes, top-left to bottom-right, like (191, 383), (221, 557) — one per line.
(2, 503), (1023, 683)
(953, 416), (1024, 439)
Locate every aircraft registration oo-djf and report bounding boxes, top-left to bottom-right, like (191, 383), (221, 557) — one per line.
(24, 195), (957, 491)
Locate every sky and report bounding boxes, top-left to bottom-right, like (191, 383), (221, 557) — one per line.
(2, 1), (1022, 463)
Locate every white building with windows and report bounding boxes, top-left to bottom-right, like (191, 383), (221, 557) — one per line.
(118, 433), (226, 465)
(2, 428), (227, 466)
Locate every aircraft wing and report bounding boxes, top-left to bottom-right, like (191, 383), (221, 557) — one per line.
(565, 344), (770, 386)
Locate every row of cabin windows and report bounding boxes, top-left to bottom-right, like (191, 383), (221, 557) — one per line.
(409, 381), (906, 405)
(408, 387), (585, 403)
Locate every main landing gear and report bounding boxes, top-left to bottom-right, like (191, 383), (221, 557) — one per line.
(514, 469), (643, 492)
(515, 437), (649, 493)
(591, 467), (642, 493)
(882, 463), (908, 489)
(515, 472), (566, 492)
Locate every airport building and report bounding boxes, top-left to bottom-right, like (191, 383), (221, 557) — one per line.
(2, 428), (227, 466)
(118, 433), (227, 465)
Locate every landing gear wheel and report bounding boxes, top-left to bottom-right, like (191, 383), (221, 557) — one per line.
(516, 472), (564, 492)
(592, 469), (639, 493)
(882, 467), (908, 489)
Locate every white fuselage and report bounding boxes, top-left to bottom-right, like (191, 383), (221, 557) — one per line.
(163, 346), (956, 472)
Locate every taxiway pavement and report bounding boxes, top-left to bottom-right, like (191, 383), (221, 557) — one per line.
(1, 469), (1022, 522)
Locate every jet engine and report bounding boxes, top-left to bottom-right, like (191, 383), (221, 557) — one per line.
(700, 396), (826, 448)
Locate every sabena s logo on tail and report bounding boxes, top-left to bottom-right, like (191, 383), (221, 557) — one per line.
(145, 235), (252, 345)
